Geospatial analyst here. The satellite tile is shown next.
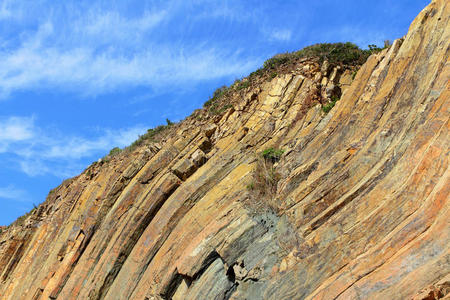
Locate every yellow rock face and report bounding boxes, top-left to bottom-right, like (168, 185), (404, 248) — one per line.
(0, 1), (449, 299)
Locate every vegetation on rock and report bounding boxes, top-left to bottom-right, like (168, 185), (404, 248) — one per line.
(246, 148), (286, 214)
(1, 2), (448, 298)
(108, 147), (122, 157)
(201, 42), (387, 119)
(262, 42), (386, 71)
(262, 148), (285, 162)
(246, 155), (282, 214)
(127, 123), (173, 150)
(322, 96), (340, 113)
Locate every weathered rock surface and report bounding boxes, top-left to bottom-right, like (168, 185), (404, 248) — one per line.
(0, 1), (449, 299)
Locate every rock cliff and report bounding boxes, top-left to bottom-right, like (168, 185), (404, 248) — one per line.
(0, 0), (449, 299)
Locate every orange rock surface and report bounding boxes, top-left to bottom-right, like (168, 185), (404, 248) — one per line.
(0, 1), (448, 299)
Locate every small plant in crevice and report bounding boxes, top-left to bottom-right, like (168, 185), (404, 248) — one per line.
(261, 148), (285, 163)
(322, 96), (340, 113)
(218, 104), (233, 114)
(255, 157), (279, 196)
(245, 149), (285, 214)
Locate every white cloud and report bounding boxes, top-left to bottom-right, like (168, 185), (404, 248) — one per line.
(0, 116), (34, 143)
(0, 0), (12, 19)
(268, 29), (292, 42)
(82, 10), (167, 37)
(0, 185), (29, 202)
(42, 127), (146, 160)
(0, 44), (258, 98)
(0, 1), (260, 99)
(0, 116), (147, 177)
(190, 0), (258, 22)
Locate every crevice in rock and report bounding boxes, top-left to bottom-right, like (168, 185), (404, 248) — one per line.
(159, 269), (187, 300)
(48, 228), (94, 299)
(127, 156), (246, 298)
(161, 253), (222, 298)
(280, 161), (319, 198)
(1, 242), (25, 282)
(226, 264), (236, 283)
(223, 282), (239, 300)
(192, 251), (221, 281)
(94, 177), (181, 300)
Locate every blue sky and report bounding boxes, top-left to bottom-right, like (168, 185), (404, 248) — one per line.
(0, 0), (428, 225)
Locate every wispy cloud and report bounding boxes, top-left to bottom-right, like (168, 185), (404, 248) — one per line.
(0, 185), (29, 203)
(0, 1), (260, 99)
(268, 29), (292, 42)
(41, 128), (145, 160)
(0, 0), (13, 20)
(0, 116), (147, 177)
(82, 10), (167, 37)
(190, 0), (259, 22)
(0, 46), (258, 98)
(0, 116), (34, 143)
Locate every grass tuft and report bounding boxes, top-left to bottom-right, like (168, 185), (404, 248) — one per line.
(322, 96), (340, 113)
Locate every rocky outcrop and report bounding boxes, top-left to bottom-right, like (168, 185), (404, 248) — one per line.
(0, 0), (449, 299)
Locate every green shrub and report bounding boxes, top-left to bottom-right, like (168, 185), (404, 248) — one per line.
(263, 53), (291, 69)
(262, 148), (285, 162)
(249, 68), (264, 79)
(322, 96), (340, 113)
(368, 44), (382, 53)
(236, 80), (250, 90)
(218, 104), (232, 114)
(127, 123), (171, 150)
(204, 85), (228, 107)
(261, 42), (383, 71)
(108, 147), (122, 156)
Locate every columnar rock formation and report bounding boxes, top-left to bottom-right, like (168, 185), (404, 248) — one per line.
(0, 0), (449, 299)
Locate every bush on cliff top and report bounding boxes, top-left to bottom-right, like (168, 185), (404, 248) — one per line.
(262, 42), (387, 71)
(108, 147), (122, 157)
(202, 42), (387, 110)
(131, 42), (389, 152)
(127, 118), (175, 151)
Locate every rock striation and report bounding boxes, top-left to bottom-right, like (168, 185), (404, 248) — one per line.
(0, 0), (449, 299)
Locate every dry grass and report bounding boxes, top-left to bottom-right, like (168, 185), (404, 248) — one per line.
(245, 154), (282, 214)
